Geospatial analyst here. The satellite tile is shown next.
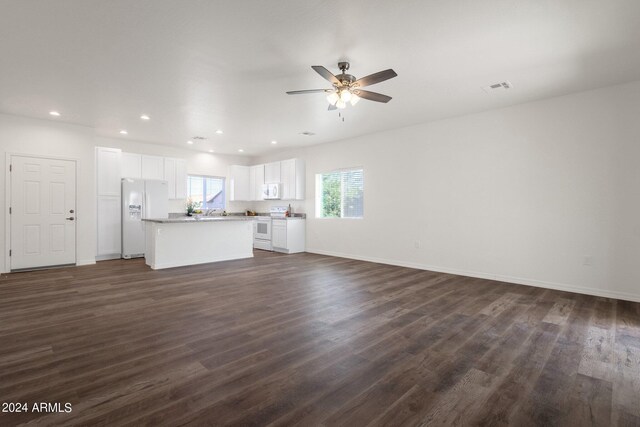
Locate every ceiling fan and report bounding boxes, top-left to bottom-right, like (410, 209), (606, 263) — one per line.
(286, 62), (397, 110)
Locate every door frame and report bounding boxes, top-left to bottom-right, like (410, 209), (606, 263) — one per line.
(5, 152), (79, 272)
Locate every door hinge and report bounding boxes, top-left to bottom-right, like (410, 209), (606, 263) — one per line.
(9, 164), (12, 172)
(9, 249), (11, 257)
(8, 207), (11, 214)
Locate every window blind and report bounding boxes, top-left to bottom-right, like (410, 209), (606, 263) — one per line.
(316, 168), (364, 218)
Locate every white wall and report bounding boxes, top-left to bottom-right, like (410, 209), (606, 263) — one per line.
(255, 80), (640, 302)
(0, 115), (97, 270)
(0, 114), (251, 272)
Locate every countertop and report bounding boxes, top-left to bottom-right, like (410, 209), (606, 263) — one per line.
(142, 216), (256, 224)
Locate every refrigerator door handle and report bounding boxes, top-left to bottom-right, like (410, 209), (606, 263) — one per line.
(142, 191), (147, 219)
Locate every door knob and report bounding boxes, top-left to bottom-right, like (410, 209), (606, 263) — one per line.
(66, 217), (75, 221)
(70, 209), (75, 213)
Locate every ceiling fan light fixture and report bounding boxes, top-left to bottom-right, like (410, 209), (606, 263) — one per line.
(350, 94), (360, 106)
(326, 91), (339, 105)
(336, 99), (347, 109)
(339, 89), (352, 103)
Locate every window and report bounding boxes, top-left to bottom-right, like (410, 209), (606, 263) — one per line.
(315, 168), (364, 218)
(187, 175), (226, 210)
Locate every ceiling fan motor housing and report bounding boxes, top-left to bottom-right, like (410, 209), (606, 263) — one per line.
(336, 62), (356, 86)
(337, 74), (356, 86)
(338, 61), (350, 71)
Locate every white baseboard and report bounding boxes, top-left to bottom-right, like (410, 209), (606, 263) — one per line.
(306, 248), (640, 303)
(76, 258), (97, 266)
(95, 254), (121, 262)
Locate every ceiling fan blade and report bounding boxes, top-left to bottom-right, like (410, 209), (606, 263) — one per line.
(312, 66), (341, 85)
(328, 104), (337, 111)
(353, 90), (392, 103)
(353, 69), (397, 88)
(286, 89), (331, 95)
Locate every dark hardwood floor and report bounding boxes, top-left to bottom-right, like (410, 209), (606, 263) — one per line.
(0, 251), (639, 426)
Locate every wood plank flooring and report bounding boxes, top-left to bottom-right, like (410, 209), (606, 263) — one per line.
(0, 251), (639, 426)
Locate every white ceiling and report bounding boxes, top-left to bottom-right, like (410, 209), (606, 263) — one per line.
(2, 0), (640, 155)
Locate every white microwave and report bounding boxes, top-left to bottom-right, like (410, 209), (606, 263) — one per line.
(262, 183), (282, 200)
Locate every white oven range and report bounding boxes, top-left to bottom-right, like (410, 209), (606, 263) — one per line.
(253, 216), (272, 251)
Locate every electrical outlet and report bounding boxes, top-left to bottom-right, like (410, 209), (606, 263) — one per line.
(583, 256), (593, 266)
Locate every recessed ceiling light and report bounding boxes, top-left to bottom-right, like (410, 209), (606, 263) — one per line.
(140, 114), (150, 120)
(208, 149), (214, 153)
(49, 111), (60, 117)
(120, 130), (128, 135)
(271, 140), (278, 145)
(187, 140), (193, 145)
(215, 130), (223, 134)
(238, 149), (244, 153)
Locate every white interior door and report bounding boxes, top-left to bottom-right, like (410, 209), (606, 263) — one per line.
(10, 155), (76, 270)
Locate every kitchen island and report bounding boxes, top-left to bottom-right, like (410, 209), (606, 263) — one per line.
(142, 216), (255, 270)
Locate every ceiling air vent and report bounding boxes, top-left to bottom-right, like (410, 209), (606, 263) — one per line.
(300, 131), (315, 136)
(192, 136), (207, 141)
(482, 81), (512, 93)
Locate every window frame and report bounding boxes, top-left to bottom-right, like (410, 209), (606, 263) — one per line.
(187, 174), (226, 211)
(315, 167), (364, 220)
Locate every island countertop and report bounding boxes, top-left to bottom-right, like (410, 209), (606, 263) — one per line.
(142, 216), (256, 224)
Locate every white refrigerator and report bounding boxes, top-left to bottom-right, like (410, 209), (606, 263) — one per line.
(122, 178), (169, 259)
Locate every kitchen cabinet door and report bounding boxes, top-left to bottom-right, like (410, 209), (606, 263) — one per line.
(264, 161), (281, 184)
(175, 159), (187, 199)
(294, 159), (305, 200)
(141, 155), (164, 180)
(164, 158), (177, 199)
(250, 164), (265, 201)
(279, 159), (305, 200)
(96, 147), (122, 196)
(229, 165), (250, 201)
(121, 152), (142, 179)
(271, 220), (287, 249)
(97, 195), (121, 257)
(249, 166), (256, 201)
(280, 159), (296, 200)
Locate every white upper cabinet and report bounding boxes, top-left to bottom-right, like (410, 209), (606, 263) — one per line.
(264, 161), (281, 184)
(230, 159), (304, 201)
(249, 164), (265, 201)
(121, 152), (142, 178)
(141, 155), (164, 180)
(164, 158), (177, 199)
(280, 159), (305, 200)
(164, 157), (187, 200)
(96, 147), (122, 196)
(229, 165), (250, 201)
(175, 159), (187, 199)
